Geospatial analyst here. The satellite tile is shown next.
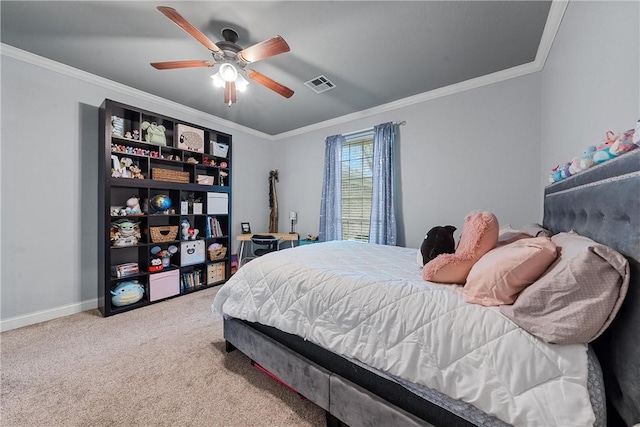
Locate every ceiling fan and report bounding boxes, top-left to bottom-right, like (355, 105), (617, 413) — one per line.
(151, 6), (294, 106)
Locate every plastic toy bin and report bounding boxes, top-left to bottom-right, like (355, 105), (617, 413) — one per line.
(149, 269), (180, 301)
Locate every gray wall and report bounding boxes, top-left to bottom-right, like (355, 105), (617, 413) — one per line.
(540, 1), (639, 189)
(274, 74), (542, 250)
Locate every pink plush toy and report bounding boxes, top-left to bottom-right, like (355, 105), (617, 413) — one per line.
(610, 128), (638, 156)
(593, 131), (618, 164)
(422, 211), (499, 284)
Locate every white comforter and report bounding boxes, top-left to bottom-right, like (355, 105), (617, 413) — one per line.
(213, 241), (595, 426)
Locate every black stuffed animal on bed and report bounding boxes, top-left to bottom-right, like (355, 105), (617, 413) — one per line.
(417, 225), (457, 267)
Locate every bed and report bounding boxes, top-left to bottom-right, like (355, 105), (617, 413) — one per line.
(213, 148), (640, 427)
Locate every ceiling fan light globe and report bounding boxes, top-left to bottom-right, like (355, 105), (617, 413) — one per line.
(236, 74), (249, 92)
(211, 73), (225, 88)
(219, 63), (238, 82)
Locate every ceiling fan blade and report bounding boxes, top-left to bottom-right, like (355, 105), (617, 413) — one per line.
(157, 6), (221, 53)
(238, 36), (290, 63)
(224, 81), (237, 105)
(246, 70), (294, 98)
(151, 60), (215, 70)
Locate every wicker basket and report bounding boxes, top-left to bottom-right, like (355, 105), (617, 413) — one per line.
(151, 168), (190, 183)
(150, 226), (179, 243)
(208, 247), (227, 261)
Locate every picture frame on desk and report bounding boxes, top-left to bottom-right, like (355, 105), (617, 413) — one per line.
(241, 222), (251, 234)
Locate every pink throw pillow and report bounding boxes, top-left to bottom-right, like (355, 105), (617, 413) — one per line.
(500, 232), (630, 344)
(422, 211), (499, 284)
(497, 226), (533, 247)
(463, 237), (558, 306)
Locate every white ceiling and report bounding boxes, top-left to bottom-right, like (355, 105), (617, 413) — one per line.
(1, 1), (554, 136)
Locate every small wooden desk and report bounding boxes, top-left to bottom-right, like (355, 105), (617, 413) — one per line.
(237, 233), (299, 267)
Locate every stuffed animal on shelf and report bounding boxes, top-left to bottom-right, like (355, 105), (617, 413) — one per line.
(417, 225), (457, 267)
(150, 245), (178, 268)
(149, 257), (164, 272)
(129, 164), (144, 180)
(124, 196), (142, 215)
(111, 280), (144, 307)
(111, 219), (141, 247)
(219, 171), (228, 186)
(181, 219), (199, 240)
(111, 155), (136, 178)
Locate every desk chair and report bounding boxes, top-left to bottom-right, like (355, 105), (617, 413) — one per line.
(244, 235), (280, 263)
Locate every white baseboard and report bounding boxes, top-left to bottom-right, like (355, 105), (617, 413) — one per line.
(1, 299), (98, 332)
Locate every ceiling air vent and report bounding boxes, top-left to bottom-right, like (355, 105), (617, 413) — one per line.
(305, 75), (336, 94)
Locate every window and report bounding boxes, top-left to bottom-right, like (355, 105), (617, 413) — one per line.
(341, 130), (374, 241)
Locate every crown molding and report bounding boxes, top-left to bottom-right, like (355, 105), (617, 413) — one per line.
(535, 1), (569, 69)
(0, 43), (272, 140)
(275, 61), (542, 140)
(1, 1), (567, 142)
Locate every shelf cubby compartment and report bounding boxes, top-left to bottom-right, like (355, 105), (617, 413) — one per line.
(180, 190), (207, 215)
(148, 269), (180, 302)
(180, 265), (206, 293)
(109, 276), (150, 313)
(110, 187), (148, 217)
(109, 245), (149, 273)
(110, 107), (141, 140)
(206, 262), (226, 285)
(157, 145), (183, 162)
(148, 241), (180, 274)
(205, 215), (228, 238)
(111, 136), (160, 158)
(183, 151), (204, 165)
(141, 114), (174, 148)
(147, 189), (181, 216)
(109, 151), (150, 181)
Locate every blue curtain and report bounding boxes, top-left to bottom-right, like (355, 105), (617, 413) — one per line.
(369, 122), (397, 245)
(319, 134), (344, 242)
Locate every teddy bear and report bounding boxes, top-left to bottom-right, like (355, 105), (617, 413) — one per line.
(417, 225), (457, 267)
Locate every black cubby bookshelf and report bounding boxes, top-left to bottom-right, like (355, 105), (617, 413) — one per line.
(98, 99), (232, 316)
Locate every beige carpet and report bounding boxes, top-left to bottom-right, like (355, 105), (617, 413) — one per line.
(1, 287), (325, 426)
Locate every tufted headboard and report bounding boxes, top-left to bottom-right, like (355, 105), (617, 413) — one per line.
(543, 149), (640, 426)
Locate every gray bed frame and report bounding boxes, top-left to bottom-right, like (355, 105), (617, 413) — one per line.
(223, 149), (640, 427)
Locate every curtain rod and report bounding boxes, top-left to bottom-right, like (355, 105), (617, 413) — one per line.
(344, 121), (406, 137)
